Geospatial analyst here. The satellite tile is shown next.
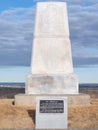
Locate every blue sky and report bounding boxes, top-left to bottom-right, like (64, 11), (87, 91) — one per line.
(0, 0), (98, 83)
(0, 66), (98, 83)
(0, 0), (35, 11)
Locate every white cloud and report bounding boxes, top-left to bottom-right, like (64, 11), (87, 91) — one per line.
(66, 1), (98, 66)
(0, 6), (36, 66)
(0, 1), (98, 66)
(0, 7), (35, 45)
(68, 3), (98, 47)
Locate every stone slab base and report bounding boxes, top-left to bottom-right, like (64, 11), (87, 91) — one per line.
(14, 94), (90, 106)
(25, 74), (78, 94)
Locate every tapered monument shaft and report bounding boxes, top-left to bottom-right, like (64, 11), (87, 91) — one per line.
(26, 1), (78, 94)
(31, 2), (73, 74)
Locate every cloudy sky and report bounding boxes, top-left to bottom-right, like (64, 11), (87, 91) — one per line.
(0, 0), (98, 67)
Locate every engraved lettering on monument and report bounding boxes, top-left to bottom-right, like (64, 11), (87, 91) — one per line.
(36, 96), (68, 129)
(40, 100), (64, 113)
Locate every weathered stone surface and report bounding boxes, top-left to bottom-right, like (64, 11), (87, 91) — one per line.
(31, 38), (73, 74)
(34, 2), (69, 37)
(26, 74), (78, 94)
(31, 2), (73, 75)
(15, 94), (91, 106)
(26, 2), (79, 95)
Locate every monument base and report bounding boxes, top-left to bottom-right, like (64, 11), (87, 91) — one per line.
(25, 73), (78, 94)
(14, 94), (90, 106)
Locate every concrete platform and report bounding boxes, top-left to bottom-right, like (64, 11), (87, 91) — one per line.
(14, 94), (91, 106)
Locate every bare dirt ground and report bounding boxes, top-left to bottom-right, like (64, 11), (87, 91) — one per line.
(0, 86), (98, 129)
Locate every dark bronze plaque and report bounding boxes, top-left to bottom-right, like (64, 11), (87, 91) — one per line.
(40, 100), (64, 113)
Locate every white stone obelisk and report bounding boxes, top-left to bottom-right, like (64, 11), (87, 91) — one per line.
(26, 1), (78, 94)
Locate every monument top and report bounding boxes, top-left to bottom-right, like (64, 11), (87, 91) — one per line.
(34, 2), (69, 37)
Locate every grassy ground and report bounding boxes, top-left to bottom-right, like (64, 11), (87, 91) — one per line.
(0, 86), (98, 129)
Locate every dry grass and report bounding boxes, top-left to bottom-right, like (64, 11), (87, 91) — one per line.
(68, 104), (98, 128)
(0, 86), (98, 129)
(0, 103), (35, 129)
(0, 98), (98, 129)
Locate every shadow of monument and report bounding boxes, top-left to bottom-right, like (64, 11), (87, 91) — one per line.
(27, 110), (36, 124)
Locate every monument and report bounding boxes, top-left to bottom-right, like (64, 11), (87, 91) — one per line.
(25, 1), (78, 95)
(15, 1), (90, 105)
(36, 96), (68, 129)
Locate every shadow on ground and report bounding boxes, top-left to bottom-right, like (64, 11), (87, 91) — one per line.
(28, 110), (36, 125)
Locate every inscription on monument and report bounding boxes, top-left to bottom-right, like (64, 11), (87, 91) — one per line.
(36, 96), (67, 129)
(40, 100), (64, 113)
